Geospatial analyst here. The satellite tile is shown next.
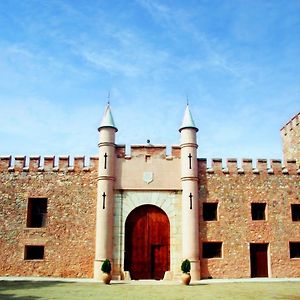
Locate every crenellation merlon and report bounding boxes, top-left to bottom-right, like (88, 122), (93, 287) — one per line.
(270, 159), (282, 175)
(242, 159), (253, 173)
(257, 159), (268, 175)
(171, 146), (181, 158)
(212, 158), (223, 174)
(74, 156), (85, 171)
(44, 156), (55, 171)
(286, 159), (297, 175)
(0, 156), (12, 171)
(116, 144), (126, 158)
(89, 157), (99, 170)
(227, 158), (238, 174)
(58, 156), (70, 171)
(14, 156), (26, 172)
(29, 156), (40, 171)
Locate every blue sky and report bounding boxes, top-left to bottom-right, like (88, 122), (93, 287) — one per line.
(0, 0), (299, 163)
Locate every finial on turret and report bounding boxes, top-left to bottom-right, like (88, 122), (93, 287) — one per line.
(107, 90), (111, 106)
(179, 103), (198, 132)
(98, 100), (118, 132)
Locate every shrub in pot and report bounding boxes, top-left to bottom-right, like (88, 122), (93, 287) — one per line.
(181, 259), (191, 285)
(101, 259), (112, 284)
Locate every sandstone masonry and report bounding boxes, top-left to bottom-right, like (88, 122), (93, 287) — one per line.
(0, 107), (299, 280)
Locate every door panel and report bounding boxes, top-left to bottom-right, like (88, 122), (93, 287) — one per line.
(250, 243), (268, 277)
(125, 205), (170, 280)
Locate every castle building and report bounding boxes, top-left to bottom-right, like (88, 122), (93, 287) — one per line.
(0, 105), (299, 280)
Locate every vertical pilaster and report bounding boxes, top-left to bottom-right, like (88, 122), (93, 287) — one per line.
(179, 105), (200, 280)
(94, 105), (117, 280)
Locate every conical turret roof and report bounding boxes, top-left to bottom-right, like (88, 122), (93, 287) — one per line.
(98, 104), (118, 132)
(179, 105), (198, 132)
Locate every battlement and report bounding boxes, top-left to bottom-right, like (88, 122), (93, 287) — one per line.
(199, 158), (300, 175)
(280, 112), (300, 134)
(115, 144), (181, 159)
(0, 156), (99, 173)
(1, 155), (299, 175)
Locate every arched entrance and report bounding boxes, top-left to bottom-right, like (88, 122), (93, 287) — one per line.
(124, 205), (170, 280)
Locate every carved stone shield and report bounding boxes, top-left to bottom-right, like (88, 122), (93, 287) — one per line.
(143, 172), (154, 184)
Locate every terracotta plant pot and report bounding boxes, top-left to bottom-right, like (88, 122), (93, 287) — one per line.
(181, 273), (191, 285)
(102, 273), (112, 284)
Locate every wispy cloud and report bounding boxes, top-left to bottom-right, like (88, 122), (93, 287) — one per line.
(81, 50), (141, 77)
(0, 0), (299, 161)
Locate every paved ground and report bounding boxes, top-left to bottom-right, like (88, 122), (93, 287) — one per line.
(1, 278), (300, 300)
(1, 276), (300, 284)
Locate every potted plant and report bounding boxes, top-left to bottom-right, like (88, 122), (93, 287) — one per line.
(181, 259), (191, 285)
(101, 259), (112, 284)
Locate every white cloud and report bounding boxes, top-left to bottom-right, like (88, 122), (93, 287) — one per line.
(81, 50), (141, 77)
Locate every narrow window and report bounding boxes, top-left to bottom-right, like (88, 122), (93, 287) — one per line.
(24, 245), (45, 260)
(291, 204), (300, 221)
(251, 203), (266, 220)
(202, 242), (222, 258)
(289, 242), (300, 258)
(203, 203), (218, 221)
(27, 198), (48, 228)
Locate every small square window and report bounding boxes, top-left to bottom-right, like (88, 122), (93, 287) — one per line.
(289, 242), (300, 258)
(27, 198), (48, 228)
(251, 203), (266, 220)
(24, 245), (45, 260)
(291, 204), (300, 221)
(203, 203), (218, 221)
(202, 242), (222, 258)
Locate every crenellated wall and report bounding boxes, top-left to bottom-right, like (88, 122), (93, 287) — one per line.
(203, 158), (299, 175)
(0, 150), (299, 279)
(0, 155), (98, 278)
(1, 155), (299, 175)
(198, 158), (300, 279)
(0, 156), (99, 173)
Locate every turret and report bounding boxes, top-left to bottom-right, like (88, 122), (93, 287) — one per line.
(280, 112), (300, 166)
(179, 105), (200, 280)
(94, 104), (118, 280)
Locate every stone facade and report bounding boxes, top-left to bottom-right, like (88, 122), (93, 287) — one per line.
(0, 107), (299, 280)
(0, 156), (97, 278)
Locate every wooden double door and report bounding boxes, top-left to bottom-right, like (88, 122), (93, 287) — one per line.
(124, 205), (170, 280)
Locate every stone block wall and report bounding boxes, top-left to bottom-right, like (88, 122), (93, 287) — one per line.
(198, 158), (300, 279)
(0, 155), (299, 280)
(0, 156), (97, 278)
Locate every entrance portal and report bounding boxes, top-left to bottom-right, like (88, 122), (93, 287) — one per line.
(250, 243), (269, 277)
(124, 205), (170, 280)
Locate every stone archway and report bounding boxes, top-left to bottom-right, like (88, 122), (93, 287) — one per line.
(124, 204), (170, 280)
